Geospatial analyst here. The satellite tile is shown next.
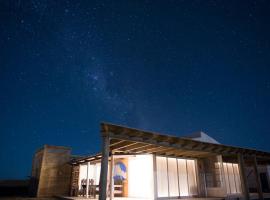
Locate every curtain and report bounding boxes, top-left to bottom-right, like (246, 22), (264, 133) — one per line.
(167, 158), (179, 197)
(128, 155), (154, 199)
(233, 164), (242, 193)
(156, 157), (198, 197)
(156, 156), (169, 197)
(223, 162), (241, 194)
(178, 159), (189, 196)
(228, 163), (237, 193)
(223, 163), (231, 194)
(94, 163), (101, 185)
(187, 159), (197, 195)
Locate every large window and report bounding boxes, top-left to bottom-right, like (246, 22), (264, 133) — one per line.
(156, 156), (198, 197)
(187, 160), (197, 195)
(223, 163), (241, 194)
(128, 155), (154, 199)
(78, 163), (101, 190)
(178, 159), (189, 196)
(156, 156), (169, 197)
(168, 158), (179, 197)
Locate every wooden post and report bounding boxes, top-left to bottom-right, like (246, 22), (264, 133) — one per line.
(110, 153), (114, 200)
(99, 135), (110, 200)
(86, 162), (90, 198)
(253, 156), (264, 200)
(238, 154), (250, 200)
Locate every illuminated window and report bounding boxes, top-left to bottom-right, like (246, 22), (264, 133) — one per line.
(223, 162), (241, 194)
(128, 155), (154, 199)
(156, 156), (169, 197)
(156, 156), (198, 197)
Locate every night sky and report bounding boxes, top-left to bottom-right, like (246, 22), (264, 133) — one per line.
(1, 0), (270, 179)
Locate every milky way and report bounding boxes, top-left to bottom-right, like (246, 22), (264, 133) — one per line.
(1, 0), (270, 179)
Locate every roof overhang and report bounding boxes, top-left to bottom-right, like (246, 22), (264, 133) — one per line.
(71, 122), (270, 165)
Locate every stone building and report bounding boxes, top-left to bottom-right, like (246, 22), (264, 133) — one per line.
(31, 123), (270, 200)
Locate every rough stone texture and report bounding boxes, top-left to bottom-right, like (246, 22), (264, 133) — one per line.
(70, 165), (80, 196)
(29, 148), (45, 196)
(31, 145), (72, 197)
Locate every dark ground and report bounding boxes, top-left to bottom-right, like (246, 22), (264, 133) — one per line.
(0, 180), (29, 197)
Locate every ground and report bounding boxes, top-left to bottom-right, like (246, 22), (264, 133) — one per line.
(0, 198), (58, 200)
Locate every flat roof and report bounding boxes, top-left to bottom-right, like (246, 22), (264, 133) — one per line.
(71, 122), (270, 165)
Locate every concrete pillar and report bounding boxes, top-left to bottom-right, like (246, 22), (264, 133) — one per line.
(110, 153), (114, 200)
(86, 162), (90, 198)
(99, 135), (110, 200)
(253, 156), (264, 200)
(238, 154), (250, 200)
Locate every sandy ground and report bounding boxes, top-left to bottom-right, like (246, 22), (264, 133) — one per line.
(0, 198), (58, 200)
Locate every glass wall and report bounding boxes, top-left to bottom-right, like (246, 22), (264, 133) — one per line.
(78, 155), (198, 199)
(223, 162), (241, 194)
(128, 155), (154, 199)
(78, 164), (88, 191)
(178, 159), (189, 196)
(156, 156), (198, 197)
(156, 156), (169, 197)
(78, 163), (101, 191)
(168, 158), (179, 197)
(187, 160), (197, 195)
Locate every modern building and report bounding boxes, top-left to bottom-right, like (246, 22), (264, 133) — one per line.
(31, 123), (270, 200)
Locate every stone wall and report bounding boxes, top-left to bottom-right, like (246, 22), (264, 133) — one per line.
(32, 145), (72, 197)
(70, 165), (80, 196)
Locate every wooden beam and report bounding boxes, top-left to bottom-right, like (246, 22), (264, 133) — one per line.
(192, 143), (207, 151)
(151, 147), (172, 153)
(103, 125), (270, 161)
(253, 156), (263, 200)
(109, 133), (217, 155)
(99, 135), (110, 200)
(121, 143), (152, 152)
(114, 142), (138, 151)
(161, 149), (181, 156)
(151, 147), (179, 156)
(130, 144), (157, 153)
(110, 141), (134, 151)
(155, 135), (171, 143)
(238, 154), (250, 200)
(110, 140), (126, 147)
(137, 146), (165, 153)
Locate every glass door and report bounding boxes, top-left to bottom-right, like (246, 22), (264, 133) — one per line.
(156, 156), (198, 198)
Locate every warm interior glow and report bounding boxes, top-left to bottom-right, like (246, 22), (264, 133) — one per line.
(168, 157), (179, 197)
(78, 162), (101, 190)
(95, 163), (101, 185)
(156, 156), (168, 197)
(223, 162), (241, 194)
(156, 157), (197, 197)
(233, 164), (242, 193)
(78, 164), (87, 190)
(187, 159), (197, 195)
(128, 155), (154, 199)
(79, 156), (199, 199)
(177, 158), (189, 196)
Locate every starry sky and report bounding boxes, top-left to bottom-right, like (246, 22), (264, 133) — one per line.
(1, 0), (270, 179)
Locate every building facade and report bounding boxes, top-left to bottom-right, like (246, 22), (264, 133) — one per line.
(30, 145), (73, 197)
(31, 123), (270, 200)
